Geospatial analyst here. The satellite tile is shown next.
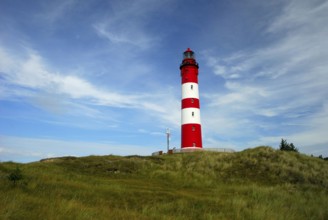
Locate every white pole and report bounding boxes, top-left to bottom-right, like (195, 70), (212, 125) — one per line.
(166, 128), (170, 152)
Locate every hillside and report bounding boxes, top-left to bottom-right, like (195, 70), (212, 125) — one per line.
(1, 146), (328, 219)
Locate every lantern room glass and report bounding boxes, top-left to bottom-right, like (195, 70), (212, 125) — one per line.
(183, 51), (195, 59)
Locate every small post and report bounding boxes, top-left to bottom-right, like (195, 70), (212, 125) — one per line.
(166, 128), (170, 152)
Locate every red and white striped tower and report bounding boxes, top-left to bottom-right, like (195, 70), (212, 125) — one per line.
(180, 48), (202, 149)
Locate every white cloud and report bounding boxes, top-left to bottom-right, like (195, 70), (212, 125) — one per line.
(93, 0), (168, 49)
(93, 22), (155, 49)
(267, 1), (328, 33)
(138, 129), (165, 136)
(202, 0), (328, 154)
(1, 49), (134, 108)
(0, 45), (181, 132)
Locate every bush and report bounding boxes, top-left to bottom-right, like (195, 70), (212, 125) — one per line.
(279, 139), (298, 152)
(8, 167), (23, 186)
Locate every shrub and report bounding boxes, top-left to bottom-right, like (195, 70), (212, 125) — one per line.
(8, 167), (23, 186)
(279, 138), (298, 152)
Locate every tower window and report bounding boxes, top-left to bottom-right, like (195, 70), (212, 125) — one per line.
(191, 85), (193, 90)
(192, 112), (194, 117)
(192, 126), (195, 131)
(191, 98), (194, 103)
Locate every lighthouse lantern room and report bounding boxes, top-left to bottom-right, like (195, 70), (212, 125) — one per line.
(180, 48), (203, 149)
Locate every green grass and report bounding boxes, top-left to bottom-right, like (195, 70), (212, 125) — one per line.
(1, 146), (328, 219)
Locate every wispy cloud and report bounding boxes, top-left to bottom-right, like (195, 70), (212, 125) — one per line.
(35, 0), (79, 24)
(267, 0), (328, 33)
(0, 45), (180, 130)
(1, 48), (134, 107)
(204, 2), (328, 82)
(202, 0), (328, 152)
(93, 0), (169, 49)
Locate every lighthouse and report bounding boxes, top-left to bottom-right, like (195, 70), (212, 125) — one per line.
(180, 48), (202, 149)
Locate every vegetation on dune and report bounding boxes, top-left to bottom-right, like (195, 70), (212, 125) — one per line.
(0, 146), (328, 219)
(7, 167), (23, 186)
(279, 138), (299, 152)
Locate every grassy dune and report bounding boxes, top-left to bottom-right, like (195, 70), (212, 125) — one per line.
(1, 146), (328, 219)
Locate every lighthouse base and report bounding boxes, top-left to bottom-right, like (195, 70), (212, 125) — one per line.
(151, 147), (235, 156)
(179, 147), (203, 153)
(173, 147), (235, 154)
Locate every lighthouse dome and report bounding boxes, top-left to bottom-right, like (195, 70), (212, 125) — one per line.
(183, 48), (195, 59)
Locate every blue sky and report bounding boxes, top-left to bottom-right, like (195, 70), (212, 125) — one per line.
(1, 0), (328, 162)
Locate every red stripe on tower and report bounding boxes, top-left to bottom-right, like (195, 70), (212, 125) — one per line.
(180, 48), (202, 149)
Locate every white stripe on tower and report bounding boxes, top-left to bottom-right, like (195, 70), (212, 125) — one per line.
(180, 48), (202, 149)
(182, 83), (199, 99)
(181, 108), (201, 124)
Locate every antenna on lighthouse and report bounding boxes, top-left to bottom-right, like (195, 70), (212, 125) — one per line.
(166, 128), (170, 152)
